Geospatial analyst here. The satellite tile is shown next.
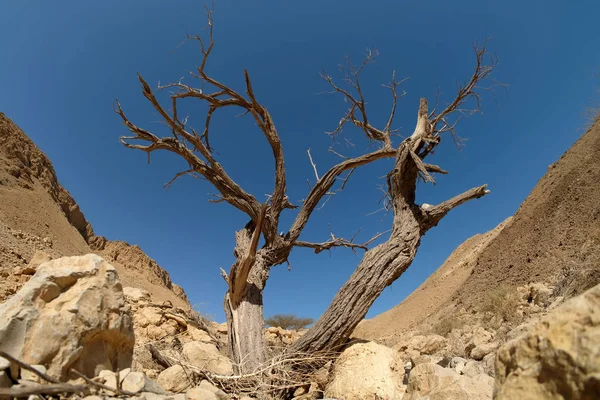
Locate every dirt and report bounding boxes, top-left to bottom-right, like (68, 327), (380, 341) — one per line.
(356, 116), (600, 344)
(0, 112), (189, 308)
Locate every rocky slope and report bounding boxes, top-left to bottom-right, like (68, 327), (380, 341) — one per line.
(0, 112), (189, 308)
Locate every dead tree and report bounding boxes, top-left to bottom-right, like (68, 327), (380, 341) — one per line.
(116, 10), (497, 374)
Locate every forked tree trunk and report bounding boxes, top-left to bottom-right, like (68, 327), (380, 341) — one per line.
(224, 238), (271, 374)
(290, 207), (422, 354)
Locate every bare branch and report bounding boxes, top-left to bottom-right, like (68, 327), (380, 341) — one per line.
(287, 148), (396, 242)
(164, 169), (197, 190)
(0, 351), (59, 384)
(423, 163), (448, 175)
(0, 384), (87, 398)
(420, 184), (490, 230)
(321, 50), (397, 147)
(382, 71), (409, 133)
(70, 369), (137, 396)
(307, 148), (320, 181)
(294, 226), (391, 255)
(429, 42), (502, 144)
(117, 9), (292, 242)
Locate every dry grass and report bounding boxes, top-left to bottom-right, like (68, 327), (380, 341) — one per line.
(151, 344), (336, 400)
(479, 283), (520, 325)
(429, 316), (464, 337)
(553, 262), (600, 299)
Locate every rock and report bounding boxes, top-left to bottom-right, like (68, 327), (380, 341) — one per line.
(417, 335), (448, 355)
(186, 387), (219, 400)
(324, 341), (405, 400)
(293, 385), (309, 397)
(505, 320), (538, 342)
(0, 371), (11, 388)
(168, 395), (187, 400)
(144, 369), (158, 380)
(446, 331), (467, 357)
(481, 352), (496, 377)
(14, 251), (52, 276)
(470, 342), (498, 361)
(471, 327), (494, 347)
(462, 361), (485, 378)
(0, 356), (14, 378)
(98, 370), (126, 394)
(0, 255), (134, 380)
(526, 282), (553, 307)
(138, 392), (169, 400)
(473, 373), (495, 389)
(83, 396), (104, 400)
(0, 357), (8, 371)
(404, 363), (493, 399)
(142, 308), (163, 326)
(188, 326), (216, 343)
(450, 357), (467, 374)
(183, 341), (233, 375)
(495, 283), (600, 400)
(198, 380), (228, 400)
(123, 287), (151, 303)
(213, 322), (228, 334)
(157, 365), (193, 393)
(449, 357), (468, 368)
(21, 365), (47, 383)
(122, 371), (165, 395)
(410, 354), (433, 367)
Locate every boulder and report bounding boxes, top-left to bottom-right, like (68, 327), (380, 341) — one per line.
(0, 254), (134, 380)
(495, 283), (600, 399)
(188, 326), (216, 344)
(183, 341), (233, 375)
(404, 363), (493, 400)
(157, 365), (193, 393)
(471, 327), (494, 347)
(198, 380), (228, 400)
(13, 250), (51, 276)
(21, 365), (47, 383)
(122, 371), (166, 395)
(415, 335), (448, 355)
(462, 361), (486, 378)
(324, 341), (406, 400)
(470, 342), (498, 361)
(186, 387), (220, 400)
(123, 287), (151, 303)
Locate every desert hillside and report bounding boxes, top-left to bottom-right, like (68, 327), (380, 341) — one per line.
(356, 116), (600, 344)
(455, 117), (600, 306)
(0, 112), (189, 308)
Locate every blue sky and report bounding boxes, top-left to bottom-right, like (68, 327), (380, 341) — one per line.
(1, 1), (598, 323)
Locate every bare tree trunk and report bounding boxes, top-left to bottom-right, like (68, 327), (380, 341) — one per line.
(224, 273), (268, 374)
(291, 208), (421, 354)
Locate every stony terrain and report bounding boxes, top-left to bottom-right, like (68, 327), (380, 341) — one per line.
(0, 111), (598, 400)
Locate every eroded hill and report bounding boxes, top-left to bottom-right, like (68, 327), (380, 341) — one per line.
(0, 112), (189, 308)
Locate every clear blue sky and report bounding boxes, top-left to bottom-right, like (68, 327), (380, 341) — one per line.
(1, 1), (598, 323)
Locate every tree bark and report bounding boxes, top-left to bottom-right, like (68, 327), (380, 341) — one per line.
(290, 205), (422, 354)
(224, 281), (268, 374)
